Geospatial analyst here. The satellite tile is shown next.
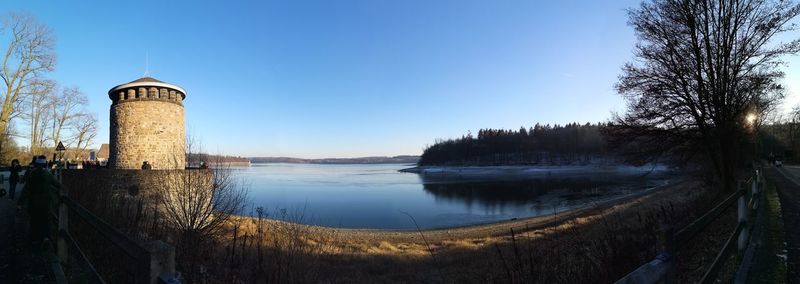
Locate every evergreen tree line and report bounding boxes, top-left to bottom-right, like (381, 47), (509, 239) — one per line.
(418, 122), (612, 166)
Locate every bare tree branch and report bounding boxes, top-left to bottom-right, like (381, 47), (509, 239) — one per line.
(608, 0), (800, 191)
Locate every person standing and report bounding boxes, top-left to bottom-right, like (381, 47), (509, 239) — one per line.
(17, 155), (60, 245)
(8, 159), (21, 200)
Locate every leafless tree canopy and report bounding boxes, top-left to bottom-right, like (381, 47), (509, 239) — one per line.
(0, 13), (55, 144)
(24, 83), (96, 158)
(70, 112), (98, 158)
(608, 0), (800, 190)
(25, 79), (54, 153)
(0, 13), (97, 161)
(155, 136), (249, 244)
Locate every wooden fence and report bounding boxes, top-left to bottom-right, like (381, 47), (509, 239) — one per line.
(616, 169), (763, 283)
(53, 169), (181, 284)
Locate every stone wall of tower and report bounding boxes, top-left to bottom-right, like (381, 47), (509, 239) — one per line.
(109, 87), (185, 169)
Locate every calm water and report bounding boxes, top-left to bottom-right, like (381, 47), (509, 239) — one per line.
(235, 163), (670, 229)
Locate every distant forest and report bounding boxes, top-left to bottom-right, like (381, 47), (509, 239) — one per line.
(188, 153), (250, 164)
(418, 123), (612, 166)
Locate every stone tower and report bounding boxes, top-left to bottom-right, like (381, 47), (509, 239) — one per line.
(107, 77), (186, 169)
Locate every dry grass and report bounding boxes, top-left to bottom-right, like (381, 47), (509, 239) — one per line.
(65, 173), (738, 283)
(196, 178), (727, 283)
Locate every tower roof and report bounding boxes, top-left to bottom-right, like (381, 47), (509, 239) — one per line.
(128, 76), (164, 84)
(108, 76), (186, 100)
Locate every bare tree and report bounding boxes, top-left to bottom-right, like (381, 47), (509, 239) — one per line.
(70, 112), (97, 159)
(155, 136), (249, 247)
(0, 13), (56, 151)
(26, 79), (55, 154)
(21, 82), (93, 158)
(608, 0), (800, 191)
(48, 86), (86, 148)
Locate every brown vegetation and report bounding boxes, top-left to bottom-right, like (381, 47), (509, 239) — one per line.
(205, 178), (737, 283)
(61, 166), (745, 283)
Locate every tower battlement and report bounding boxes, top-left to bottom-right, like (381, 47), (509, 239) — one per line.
(108, 77), (186, 105)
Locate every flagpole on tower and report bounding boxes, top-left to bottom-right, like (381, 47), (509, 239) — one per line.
(144, 51), (150, 77)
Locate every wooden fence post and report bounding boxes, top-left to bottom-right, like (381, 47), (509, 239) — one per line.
(756, 169), (761, 185)
(141, 240), (176, 284)
(57, 169), (68, 265)
(737, 183), (748, 251)
(660, 225), (675, 283)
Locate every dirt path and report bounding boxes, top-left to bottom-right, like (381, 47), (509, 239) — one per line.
(767, 166), (800, 283)
(0, 197), (56, 283)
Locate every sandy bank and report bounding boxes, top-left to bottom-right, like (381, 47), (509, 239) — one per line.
(236, 178), (683, 245)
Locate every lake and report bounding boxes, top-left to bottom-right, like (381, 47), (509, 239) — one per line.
(235, 163), (671, 230)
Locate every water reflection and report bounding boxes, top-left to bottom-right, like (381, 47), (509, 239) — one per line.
(423, 178), (613, 205)
(420, 172), (669, 219)
(240, 164), (671, 229)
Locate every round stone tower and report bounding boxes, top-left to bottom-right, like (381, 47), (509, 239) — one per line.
(107, 77), (186, 169)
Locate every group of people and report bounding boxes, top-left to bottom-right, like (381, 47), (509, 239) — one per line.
(3, 155), (63, 247)
(3, 158), (22, 200)
(79, 159), (104, 169)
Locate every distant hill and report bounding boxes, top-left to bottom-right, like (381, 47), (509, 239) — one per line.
(249, 155), (419, 164)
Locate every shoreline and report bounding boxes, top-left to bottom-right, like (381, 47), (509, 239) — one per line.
(399, 164), (667, 174)
(235, 178), (681, 244)
(400, 164), (673, 185)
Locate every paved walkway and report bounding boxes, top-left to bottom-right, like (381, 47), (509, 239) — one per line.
(767, 166), (800, 283)
(0, 195), (56, 283)
(0, 197), (15, 282)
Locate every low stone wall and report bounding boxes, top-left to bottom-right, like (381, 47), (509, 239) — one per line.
(60, 169), (214, 242)
(62, 169), (169, 197)
(61, 169), (213, 206)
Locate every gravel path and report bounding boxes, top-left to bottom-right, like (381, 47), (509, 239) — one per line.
(767, 166), (800, 283)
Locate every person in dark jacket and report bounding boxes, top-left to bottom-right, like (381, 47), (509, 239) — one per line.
(8, 159), (21, 199)
(17, 155), (60, 245)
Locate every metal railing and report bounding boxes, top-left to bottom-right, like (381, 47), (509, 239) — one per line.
(616, 169), (762, 284)
(53, 169), (180, 284)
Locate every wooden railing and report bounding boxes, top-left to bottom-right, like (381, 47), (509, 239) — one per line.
(53, 169), (181, 284)
(616, 169), (762, 284)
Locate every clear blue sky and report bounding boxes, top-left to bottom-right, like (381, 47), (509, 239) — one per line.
(3, 0), (799, 158)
